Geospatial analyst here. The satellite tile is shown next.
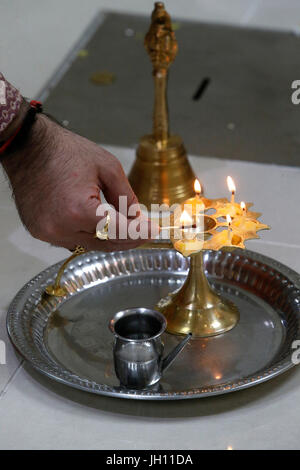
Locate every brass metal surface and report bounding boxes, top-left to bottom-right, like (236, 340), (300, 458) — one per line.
(45, 245), (86, 297)
(157, 196), (269, 337)
(95, 213), (111, 240)
(45, 214), (111, 297)
(170, 197), (269, 256)
(157, 251), (239, 337)
(128, 2), (196, 208)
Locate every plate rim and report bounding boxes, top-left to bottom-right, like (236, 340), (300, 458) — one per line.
(6, 248), (300, 400)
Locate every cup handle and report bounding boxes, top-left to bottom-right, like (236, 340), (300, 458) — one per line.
(161, 333), (192, 373)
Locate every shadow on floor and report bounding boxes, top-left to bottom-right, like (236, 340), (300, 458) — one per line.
(23, 362), (298, 419)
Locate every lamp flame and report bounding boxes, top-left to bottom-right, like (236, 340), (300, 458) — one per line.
(226, 214), (232, 225)
(227, 176), (236, 194)
(240, 201), (246, 211)
(180, 209), (193, 227)
(194, 179), (201, 195)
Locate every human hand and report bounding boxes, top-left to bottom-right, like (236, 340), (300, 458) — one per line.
(2, 114), (159, 251)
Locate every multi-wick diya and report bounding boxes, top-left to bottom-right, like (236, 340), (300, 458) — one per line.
(156, 175), (269, 338)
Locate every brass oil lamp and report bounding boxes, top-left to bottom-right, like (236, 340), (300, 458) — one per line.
(157, 178), (270, 337)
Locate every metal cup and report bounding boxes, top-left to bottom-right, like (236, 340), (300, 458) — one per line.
(109, 308), (191, 389)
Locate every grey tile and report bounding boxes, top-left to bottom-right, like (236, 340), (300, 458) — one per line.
(44, 12), (300, 167)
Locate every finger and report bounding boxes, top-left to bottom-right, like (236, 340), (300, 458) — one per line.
(61, 192), (133, 236)
(55, 191), (103, 236)
(96, 154), (139, 215)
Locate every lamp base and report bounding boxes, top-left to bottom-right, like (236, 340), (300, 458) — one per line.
(128, 134), (196, 209)
(156, 251), (240, 337)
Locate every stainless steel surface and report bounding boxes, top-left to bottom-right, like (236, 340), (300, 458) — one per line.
(7, 249), (300, 400)
(109, 307), (191, 389)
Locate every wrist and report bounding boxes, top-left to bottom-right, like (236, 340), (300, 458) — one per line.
(0, 99), (45, 162)
(2, 113), (53, 185)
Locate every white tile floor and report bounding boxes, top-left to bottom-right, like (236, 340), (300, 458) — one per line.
(0, 146), (299, 449)
(1, 360), (300, 450)
(0, 0), (300, 450)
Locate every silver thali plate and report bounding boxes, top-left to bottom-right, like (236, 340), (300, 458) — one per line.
(7, 248), (300, 400)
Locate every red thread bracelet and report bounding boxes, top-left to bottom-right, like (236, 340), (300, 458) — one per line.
(0, 100), (43, 155)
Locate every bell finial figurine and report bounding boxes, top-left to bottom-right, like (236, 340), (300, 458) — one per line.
(129, 2), (196, 209)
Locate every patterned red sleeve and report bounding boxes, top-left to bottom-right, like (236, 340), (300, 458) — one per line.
(0, 73), (22, 135)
